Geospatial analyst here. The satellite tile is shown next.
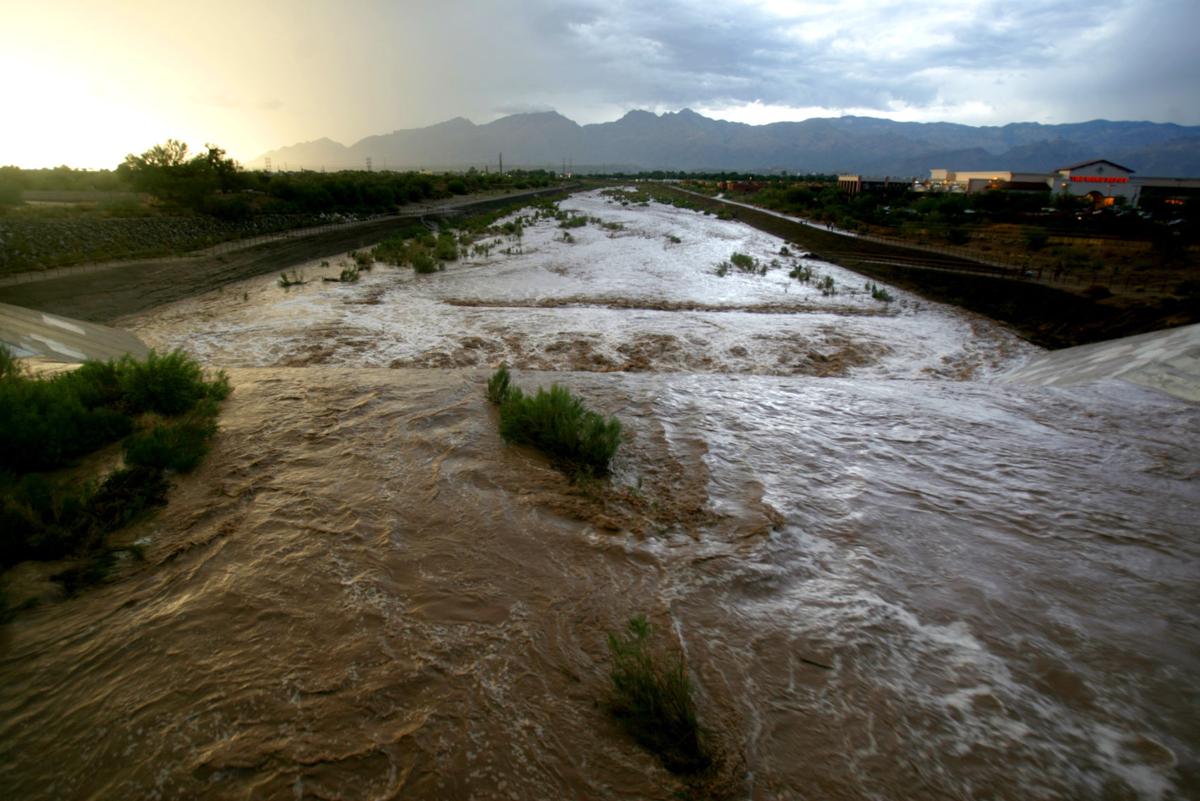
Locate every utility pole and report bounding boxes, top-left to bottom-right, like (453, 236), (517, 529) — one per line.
(498, 153), (503, 175)
(264, 156), (272, 172)
(365, 157), (373, 172)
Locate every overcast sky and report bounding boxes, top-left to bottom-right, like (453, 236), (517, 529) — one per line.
(2, 0), (1197, 167)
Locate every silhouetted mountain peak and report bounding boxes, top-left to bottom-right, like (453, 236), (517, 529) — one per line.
(252, 109), (1200, 176)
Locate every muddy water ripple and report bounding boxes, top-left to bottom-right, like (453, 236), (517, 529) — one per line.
(2, 191), (1197, 800)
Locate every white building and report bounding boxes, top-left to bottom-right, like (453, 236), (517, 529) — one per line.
(1051, 159), (1140, 206)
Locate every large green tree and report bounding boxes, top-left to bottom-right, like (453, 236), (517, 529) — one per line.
(117, 140), (242, 208)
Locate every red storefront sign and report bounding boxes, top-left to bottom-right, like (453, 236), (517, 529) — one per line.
(1069, 176), (1128, 183)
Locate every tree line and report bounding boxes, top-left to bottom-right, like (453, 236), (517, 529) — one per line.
(0, 140), (561, 218)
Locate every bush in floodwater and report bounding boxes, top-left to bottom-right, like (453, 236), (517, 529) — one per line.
(278, 271), (306, 288)
(434, 231), (459, 261)
(0, 348), (227, 575)
(410, 249), (439, 274)
(117, 349), (230, 417)
(0, 465), (169, 569)
(607, 615), (712, 775)
(789, 264), (813, 282)
(486, 368), (621, 476)
(486, 364), (513, 405)
(559, 215), (588, 229)
(714, 261), (730, 278)
(123, 401), (219, 473)
(666, 234), (682, 244)
(0, 349), (228, 474)
(323, 264), (359, 283)
(865, 281), (893, 303)
(729, 252), (756, 273)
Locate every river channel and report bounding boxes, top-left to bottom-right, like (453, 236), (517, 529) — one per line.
(1, 189), (1196, 800)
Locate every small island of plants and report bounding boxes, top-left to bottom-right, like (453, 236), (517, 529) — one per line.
(0, 347), (229, 608)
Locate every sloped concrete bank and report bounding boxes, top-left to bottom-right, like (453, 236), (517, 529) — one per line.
(0, 186), (576, 324)
(653, 185), (1199, 349)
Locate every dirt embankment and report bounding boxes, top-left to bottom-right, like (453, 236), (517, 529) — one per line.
(654, 186), (1199, 349)
(0, 187), (576, 324)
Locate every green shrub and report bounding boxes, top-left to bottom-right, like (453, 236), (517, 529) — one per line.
(729, 252), (756, 272)
(486, 369), (621, 476)
(560, 215), (588, 229)
(81, 465), (170, 541)
(124, 408), (218, 473)
(0, 349), (226, 576)
(0, 373), (133, 472)
(0, 350), (226, 474)
(486, 364), (513, 405)
(789, 264), (812, 282)
(434, 231), (459, 261)
(411, 249), (439, 274)
(118, 350), (229, 416)
(0, 466), (169, 568)
(607, 615), (711, 775)
(866, 282), (894, 302)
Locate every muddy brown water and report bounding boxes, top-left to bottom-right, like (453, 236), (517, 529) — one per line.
(2, 192), (1198, 800)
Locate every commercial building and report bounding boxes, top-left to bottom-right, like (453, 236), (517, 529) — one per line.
(926, 159), (1200, 209)
(837, 174), (902, 195)
(1050, 160), (1139, 205)
(929, 169), (1054, 193)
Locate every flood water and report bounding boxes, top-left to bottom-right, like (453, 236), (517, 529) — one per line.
(2, 190), (1197, 800)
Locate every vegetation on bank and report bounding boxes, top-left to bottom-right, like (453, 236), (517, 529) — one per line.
(607, 615), (713, 775)
(0, 347), (229, 597)
(486, 366), (621, 477)
(0, 143), (566, 275)
(371, 195), (574, 274)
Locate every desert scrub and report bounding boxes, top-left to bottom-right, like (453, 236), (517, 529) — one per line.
(434, 231), (459, 261)
(729, 252), (756, 273)
(0, 347), (229, 578)
(485, 367), (621, 476)
(486, 364), (513, 405)
(123, 400), (220, 473)
(865, 281), (893, 302)
(789, 264), (813, 282)
(607, 615), (712, 775)
(117, 349), (230, 416)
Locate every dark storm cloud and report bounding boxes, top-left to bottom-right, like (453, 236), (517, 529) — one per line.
(332, 0), (1197, 133)
(422, 0), (1194, 125)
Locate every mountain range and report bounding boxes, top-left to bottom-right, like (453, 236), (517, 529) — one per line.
(252, 109), (1200, 177)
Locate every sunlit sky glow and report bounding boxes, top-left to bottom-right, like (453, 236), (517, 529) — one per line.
(2, 0), (1197, 168)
